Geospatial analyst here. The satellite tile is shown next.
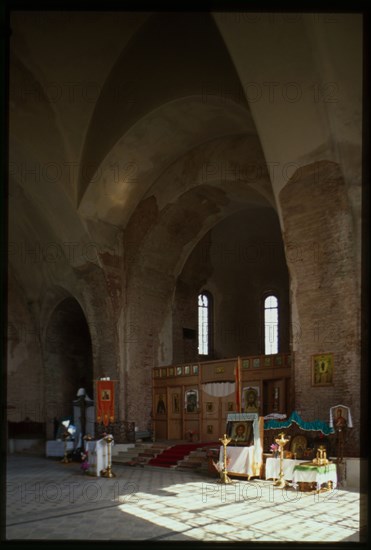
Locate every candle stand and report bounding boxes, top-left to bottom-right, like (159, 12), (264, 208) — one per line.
(273, 432), (290, 489)
(101, 435), (115, 478)
(60, 431), (71, 464)
(217, 433), (233, 484)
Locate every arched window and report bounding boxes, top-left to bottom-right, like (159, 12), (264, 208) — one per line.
(264, 295), (278, 354)
(198, 292), (211, 356)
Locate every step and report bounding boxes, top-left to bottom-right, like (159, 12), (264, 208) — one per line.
(189, 452), (208, 458)
(115, 451), (153, 461)
(134, 441), (154, 447)
(111, 443), (135, 456)
(119, 447), (144, 454)
(113, 456), (138, 464)
(121, 445), (150, 453)
(113, 455), (150, 465)
(122, 448), (160, 456)
(117, 451), (144, 459)
(177, 460), (203, 468)
(138, 453), (156, 459)
(182, 456), (203, 464)
(113, 442), (171, 465)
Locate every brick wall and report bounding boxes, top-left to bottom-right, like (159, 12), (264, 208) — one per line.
(7, 276), (44, 425)
(280, 161), (361, 455)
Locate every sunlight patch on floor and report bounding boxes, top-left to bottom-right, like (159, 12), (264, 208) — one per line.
(117, 479), (361, 542)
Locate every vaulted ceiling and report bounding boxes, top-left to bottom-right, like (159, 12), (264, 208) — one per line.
(8, 11), (362, 301)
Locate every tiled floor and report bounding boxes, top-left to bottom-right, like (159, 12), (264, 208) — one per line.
(5, 454), (367, 542)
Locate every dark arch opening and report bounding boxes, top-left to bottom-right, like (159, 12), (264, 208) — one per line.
(44, 297), (93, 438)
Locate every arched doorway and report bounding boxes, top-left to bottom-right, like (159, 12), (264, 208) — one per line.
(44, 297), (93, 439)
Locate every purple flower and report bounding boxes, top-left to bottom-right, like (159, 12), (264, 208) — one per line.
(81, 450), (89, 472)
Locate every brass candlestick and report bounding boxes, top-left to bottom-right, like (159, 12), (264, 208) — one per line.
(218, 433), (233, 484)
(273, 432), (290, 488)
(313, 445), (330, 466)
(101, 435), (115, 478)
(60, 431), (71, 464)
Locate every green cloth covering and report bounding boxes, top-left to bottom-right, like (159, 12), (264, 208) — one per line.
(294, 464), (336, 474)
(264, 410), (334, 435)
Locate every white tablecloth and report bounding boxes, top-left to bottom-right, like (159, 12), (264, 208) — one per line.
(265, 458), (304, 481)
(85, 437), (113, 476)
(219, 446), (256, 477)
(46, 440), (74, 457)
(292, 464), (337, 489)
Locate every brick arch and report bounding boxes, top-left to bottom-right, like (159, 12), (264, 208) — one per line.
(40, 278), (121, 437)
(122, 134), (279, 428)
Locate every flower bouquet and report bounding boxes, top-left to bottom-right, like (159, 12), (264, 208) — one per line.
(270, 443), (279, 458)
(212, 456), (231, 473)
(80, 450), (90, 473)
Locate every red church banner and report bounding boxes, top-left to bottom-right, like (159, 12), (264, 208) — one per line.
(96, 380), (115, 426)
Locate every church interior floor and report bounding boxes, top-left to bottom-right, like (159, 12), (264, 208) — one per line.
(5, 454), (366, 543)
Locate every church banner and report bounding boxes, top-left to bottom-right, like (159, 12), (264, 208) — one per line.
(96, 380), (115, 426)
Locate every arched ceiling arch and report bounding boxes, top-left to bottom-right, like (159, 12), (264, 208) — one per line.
(8, 173), (90, 303)
(9, 56), (113, 300)
(145, 132), (275, 212)
(78, 11), (248, 203)
(10, 11), (151, 170)
(138, 184), (274, 283)
(124, 131), (275, 286)
(9, 53), (74, 198)
(213, 12), (362, 197)
(78, 96), (257, 226)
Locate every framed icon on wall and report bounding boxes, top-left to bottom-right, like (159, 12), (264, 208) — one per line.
(312, 353), (334, 386)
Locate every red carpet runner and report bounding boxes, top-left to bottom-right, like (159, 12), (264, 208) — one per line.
(148, 442), (218, 468)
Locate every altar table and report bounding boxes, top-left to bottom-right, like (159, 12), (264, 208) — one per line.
(219, 446), (257, 478)
(85, 437), (113, 476)
(46, 440), (74, 457)
(265, 457), (304, 481)
(292, 463), (337, 491)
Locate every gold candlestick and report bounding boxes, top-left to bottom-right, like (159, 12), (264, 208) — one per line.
(218, 433), (233, 484)
(101, 435), (115, 478)
(273, 432), (290, 488)
(60, 431), (71, 464)
(313, 445), (330, 466)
